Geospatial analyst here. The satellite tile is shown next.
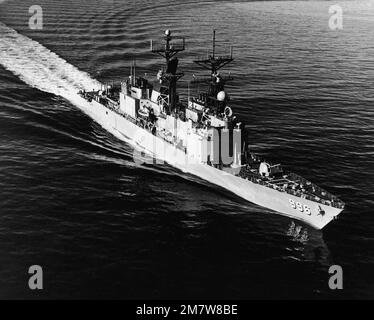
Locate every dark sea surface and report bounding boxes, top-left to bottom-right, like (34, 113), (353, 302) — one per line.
(0, 0), (373, 299)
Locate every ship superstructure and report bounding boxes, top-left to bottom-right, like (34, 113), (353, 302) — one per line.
(78, 30), (344, 229)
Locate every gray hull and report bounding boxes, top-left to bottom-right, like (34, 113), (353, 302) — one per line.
(79, 97), (343, 229)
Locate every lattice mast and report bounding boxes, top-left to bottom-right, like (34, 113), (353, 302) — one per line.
(194, 30), (233, 74)
(193, 30), (234, 100)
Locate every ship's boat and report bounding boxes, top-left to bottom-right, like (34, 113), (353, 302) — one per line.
(78, 30), (345, 229)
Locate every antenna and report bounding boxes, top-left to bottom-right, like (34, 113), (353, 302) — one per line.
(188, 81), (190, 103)
(212, 29), (216, 58)
(134, 59), (136, 84)
(193, 30), (233, 74)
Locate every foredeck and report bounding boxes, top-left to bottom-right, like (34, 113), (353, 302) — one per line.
(238, 166), (345, 209)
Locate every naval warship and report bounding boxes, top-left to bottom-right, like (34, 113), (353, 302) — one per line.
(78, 30), (345, 229)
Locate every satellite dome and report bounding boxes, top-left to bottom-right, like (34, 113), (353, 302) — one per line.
(165, 29), (171, 36)
(259, 162), (270, 177)
(217, 91), (226, 101)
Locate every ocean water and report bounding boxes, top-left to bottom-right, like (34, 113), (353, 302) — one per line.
(0, 0), (373, 299)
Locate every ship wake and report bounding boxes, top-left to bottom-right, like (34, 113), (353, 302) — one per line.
(0, 22), (101, 101)
(0, 23), (141, 163)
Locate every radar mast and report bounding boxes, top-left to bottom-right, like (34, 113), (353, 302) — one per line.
(193, 30), (233, 74)
(150, 30), (185, 114)
(192, 30), (234, 111)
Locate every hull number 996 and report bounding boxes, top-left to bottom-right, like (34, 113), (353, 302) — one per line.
(289, 199), (311, 215)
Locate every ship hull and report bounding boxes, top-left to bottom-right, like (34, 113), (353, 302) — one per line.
(78, 98), (342, 229)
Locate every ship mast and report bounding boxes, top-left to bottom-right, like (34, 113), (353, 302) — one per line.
(150, 30), (185, 114)
(192, 30), (234, 110)
(193, 30), (233, 76)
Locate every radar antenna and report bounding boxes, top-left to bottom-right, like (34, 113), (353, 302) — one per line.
(193, 30), (233, 74)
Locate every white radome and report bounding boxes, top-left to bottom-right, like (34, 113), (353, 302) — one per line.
(259, 162), (270, 177)
(217, 91), (226, 101)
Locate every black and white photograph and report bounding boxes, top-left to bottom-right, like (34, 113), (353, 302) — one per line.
(0, 0), (373, 305)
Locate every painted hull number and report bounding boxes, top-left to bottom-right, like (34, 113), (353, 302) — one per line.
(289, 199), (311, 215)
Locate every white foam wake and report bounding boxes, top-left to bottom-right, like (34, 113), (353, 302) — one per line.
(0, 22), (101, 101)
